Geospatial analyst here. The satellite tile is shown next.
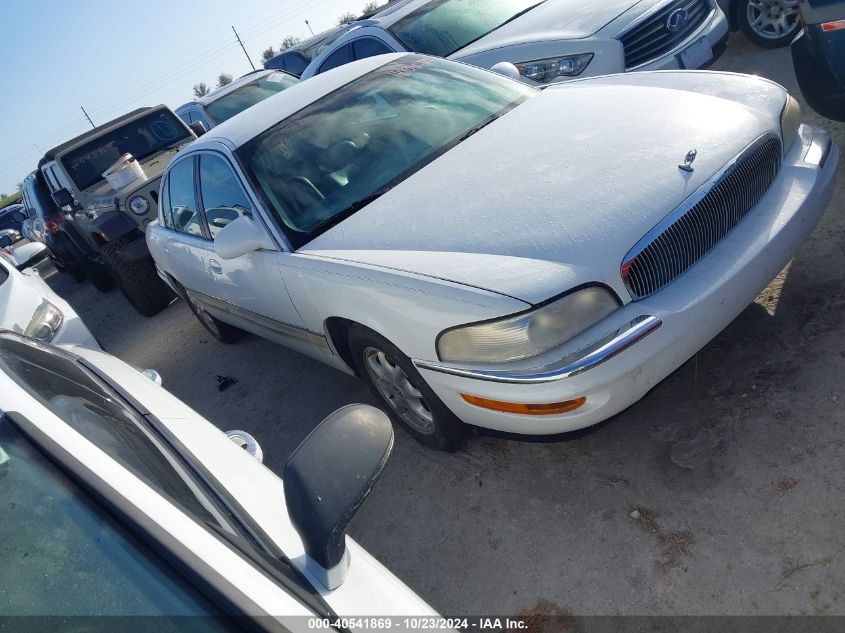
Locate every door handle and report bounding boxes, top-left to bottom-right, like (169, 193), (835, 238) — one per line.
(208, 259), (223, 274)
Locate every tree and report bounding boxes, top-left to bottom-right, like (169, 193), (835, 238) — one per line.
(193, 82), (210, 98)
(280, 35), (301, 50)
(261, 46), (276, 62)
(362, 0), (383, 14)
(338, 12), (357, 25)
(216, 73), (233, 88)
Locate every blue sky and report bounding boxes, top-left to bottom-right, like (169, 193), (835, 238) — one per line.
(0, 0), (363, 194)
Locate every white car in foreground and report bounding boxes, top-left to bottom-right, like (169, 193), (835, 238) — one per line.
(0, 245), (98, 347)
(300, 0), (729, 83)
(0, 331), (435, 622)
(147, 54), (838, 451)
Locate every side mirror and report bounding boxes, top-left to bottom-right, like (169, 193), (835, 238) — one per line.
(213, 215), (275, 260)
(283, 404), (393, 590)
(490, 61), (521, 79)
(188, 121), (207, 137)
(0, 235), (11, 249)
(51, 188), (75, 209)
(11, 210), (26, 223)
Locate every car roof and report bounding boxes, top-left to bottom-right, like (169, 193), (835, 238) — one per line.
(191, 53), (407, 150)
(40, 106), (167, 162)
(184, 70), (283, 108)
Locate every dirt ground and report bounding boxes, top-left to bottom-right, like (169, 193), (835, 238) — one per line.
(43, 35), (843, 616)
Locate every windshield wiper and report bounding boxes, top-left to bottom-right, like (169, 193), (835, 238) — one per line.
(457, 115), (500, 143)
(308, 188), (390, 236)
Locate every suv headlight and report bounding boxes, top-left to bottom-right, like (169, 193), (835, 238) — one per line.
(437, 286), (619, 364)
(781, 95), (801, 151)
(24, 300), (64, 342)
(515, 53), (594, 83)
(129, 195), (150, 215)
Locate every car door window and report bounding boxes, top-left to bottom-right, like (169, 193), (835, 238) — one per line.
(318, 44), (353, 74)
(353, 37), (393, 60)
(199, 154), (253, 239)
(160, 175), (173, 229)
(283, 52), (309, 76)
(167, 158), (205, 238)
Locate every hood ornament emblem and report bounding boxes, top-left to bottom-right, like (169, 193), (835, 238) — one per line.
(679, 149), (697, 172)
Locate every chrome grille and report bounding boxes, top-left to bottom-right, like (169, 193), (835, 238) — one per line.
(619, 0), (712, 70)
(621, 135), (782, 300)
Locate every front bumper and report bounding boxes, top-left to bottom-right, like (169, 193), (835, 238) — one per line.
(414, 126), (838, 434)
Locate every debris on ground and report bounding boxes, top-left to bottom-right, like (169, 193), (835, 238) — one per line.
(216, 375), (238, 392)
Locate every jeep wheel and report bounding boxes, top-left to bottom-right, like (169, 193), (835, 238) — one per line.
(61, 239), (113, 290)
(100, 239), (174, 317)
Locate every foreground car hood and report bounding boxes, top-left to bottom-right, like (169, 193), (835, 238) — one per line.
(304, 72), (786, 305)
(454, 0), (641, 56)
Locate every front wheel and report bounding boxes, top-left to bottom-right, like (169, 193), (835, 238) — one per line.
(737, 0), (800, 48)
(348, 326), (469, 451)
(100, 239), (174, 317)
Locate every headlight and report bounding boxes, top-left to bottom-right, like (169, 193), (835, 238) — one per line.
(24, 300), (64, 342)
(129, 195), (150, 215)
(515, 53), (594, 83)
(437, 286), (619, 364)
(780, 95), (801, 151)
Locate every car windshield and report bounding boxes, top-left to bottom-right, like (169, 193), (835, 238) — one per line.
(238, 56), (534, 248)
(205, 72), (299, 124)
(388, 0), (544, 57)
(0, 416), (234, 626)
(61, 109), (191, 191)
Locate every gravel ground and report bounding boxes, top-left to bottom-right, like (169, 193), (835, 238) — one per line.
(43, 34), (843, 617)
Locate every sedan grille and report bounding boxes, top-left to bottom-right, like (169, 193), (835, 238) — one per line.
(621, 135), (782, 300)
(619, 0), (712, 70)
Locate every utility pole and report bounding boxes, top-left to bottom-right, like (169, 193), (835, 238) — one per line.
(232, 26), (256, 70)
(81, 106), (95, 128)
(305, 19), (314, 35)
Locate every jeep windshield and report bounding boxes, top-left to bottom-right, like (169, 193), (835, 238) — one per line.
(205, 72), (299, 124)
(387, 0), (545, 57)
(61, 110), (191, 191)
(238, 56), (534, 249)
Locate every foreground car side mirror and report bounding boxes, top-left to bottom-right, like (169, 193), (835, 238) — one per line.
(213, 215), (275, 260)
(188, 121), (207, 137)
(283, 404), (393, 590)
(50, 188), (75, 209)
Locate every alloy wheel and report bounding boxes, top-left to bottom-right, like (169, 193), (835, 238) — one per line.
(746, 0), (799, 40)
(363, 346), (435, 435)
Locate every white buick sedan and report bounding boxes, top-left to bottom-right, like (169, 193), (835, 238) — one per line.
(147, 54), (838, 451)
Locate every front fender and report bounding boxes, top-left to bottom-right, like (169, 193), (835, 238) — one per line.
(281, 254), (529, 361)
(89, 210), (143, 243)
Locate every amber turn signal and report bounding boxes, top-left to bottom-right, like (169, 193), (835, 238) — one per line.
(460, 393), (587, 415)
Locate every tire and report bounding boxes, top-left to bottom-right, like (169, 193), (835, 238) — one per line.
(64, 240), (114, 291)
(100, 239), (174, 317)
(737, 0), (800, 49)
(348, 325), (469, 451)
(183, 288), (245, 343)
(51, 235), (90, 284)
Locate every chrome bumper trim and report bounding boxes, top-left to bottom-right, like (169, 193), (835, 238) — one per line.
(414, 315), (662, 384)
(803, 127), (833, 168)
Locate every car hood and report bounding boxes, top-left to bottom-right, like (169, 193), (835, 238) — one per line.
(452, 0), (641, 57)
(303, 73), (784, 305)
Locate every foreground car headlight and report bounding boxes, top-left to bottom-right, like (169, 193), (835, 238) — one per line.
(128, 195), (150, 215)
(780, 95), (801, 151)
(24, 300), (64, 342)
(437, 287), (619, 363)
(515, 53), (594, 83)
